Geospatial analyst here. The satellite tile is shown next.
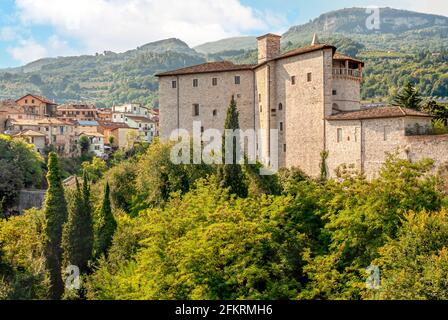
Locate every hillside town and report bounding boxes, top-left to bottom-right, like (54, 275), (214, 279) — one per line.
(0, 94), (159, 158)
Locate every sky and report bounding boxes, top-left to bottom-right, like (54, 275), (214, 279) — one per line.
(0, 0), (447, 68)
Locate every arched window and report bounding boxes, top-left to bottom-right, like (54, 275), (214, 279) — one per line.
(212, 109), (217, 116)
(278, 103), (283, 111)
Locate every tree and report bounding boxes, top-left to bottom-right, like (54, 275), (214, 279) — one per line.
(43, 152), (68, 300)
(62, 171), (93, 274)
(94, 182), (117, 258)
(81, 157), (108, 183)
(393, 81), (422, 110)
(79, 135), (91, 155)
(216, 96), (248, 198)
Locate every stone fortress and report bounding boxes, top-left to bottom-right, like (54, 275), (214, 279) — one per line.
(157, 33), (448, 178)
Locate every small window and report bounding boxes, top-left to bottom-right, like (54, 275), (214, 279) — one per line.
(235, 76), (240, 85)
(383, 126), (390, 141)
(283, 144), (286, 152)
(32, 99), (35, 103)
(193, 104), (200, 116)
(25, 99), (28, 103)
(212, 109), (217, 116)
(193, 79), (198, 87)
(212, 78), (218, 86)
(337, 128), (343, 142)
(258, 93), (261, 101)
(332, 90), (337, 96)
(278, 103), (283, 111)
(280, 122), (283, 131)
(307, 73), (312, 82)
(260, 105), (263, 113)
(291, 76), (296, 85)
(201, 126), (204, 133)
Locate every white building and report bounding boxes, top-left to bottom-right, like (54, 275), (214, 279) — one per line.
(112, 104), (157, 143)
(77, 131), (105, 157)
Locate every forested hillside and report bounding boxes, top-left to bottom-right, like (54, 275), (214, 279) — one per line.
(0, 7), (447, 107)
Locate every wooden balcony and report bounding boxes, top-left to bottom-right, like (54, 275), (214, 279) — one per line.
(332, 68), (362, 81)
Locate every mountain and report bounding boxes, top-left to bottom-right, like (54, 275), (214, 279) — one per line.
(282, 7), (448, 51)
(194, 36), (257, 54)
(0, 7), (447, 107)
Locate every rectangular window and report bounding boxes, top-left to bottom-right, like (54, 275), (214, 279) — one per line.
(337, 128), (343, 142)
(193, 104), (200, 116)
(235, 76), (241, 85)
(332, 89), (337, 95)
(259, 105), (262, 113)
(283, 144), (286, 152)
(291, 76), (296, 85)
(355, 127), (360, 142)
(383, 126), (390, 141)
(193, 79), (198, 87)
(212, 78), (218, 86)
(171, 80), (177, 88)
(258, 93), (261, 101)
(201, 126), (204, 133)
(280, 122), (283, 131)
(307, 72), (312, 82)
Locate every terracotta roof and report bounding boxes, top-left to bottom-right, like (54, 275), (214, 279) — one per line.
(15, 130), (46, 137)
(326, 106), (432, 121)
(9, 118), (67, 126)
(98, 121), (130, 130)
(58, 104), (96, 110)
(78, 131), (104, 138)
(156, 61), (256, 77)
(126, 115), (155, 123)
(16, 94), (56, 105)
(333, 52), (365, 66)
(270, 43), (337, 62)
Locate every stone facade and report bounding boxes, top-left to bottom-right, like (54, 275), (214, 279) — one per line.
(158, 33), (446, 179)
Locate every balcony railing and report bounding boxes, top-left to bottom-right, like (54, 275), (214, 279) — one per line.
(333, 68), (362, 80)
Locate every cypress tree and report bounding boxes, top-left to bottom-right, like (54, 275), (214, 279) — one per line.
(62, 171), (94, 274)
(393, 81), (422, 110)
(44, 152), (68, 300)
(217, 96), (248, 197)
(94, 182), (117, 258)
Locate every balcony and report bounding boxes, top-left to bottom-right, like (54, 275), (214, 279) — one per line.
(332, 68), (362, 81)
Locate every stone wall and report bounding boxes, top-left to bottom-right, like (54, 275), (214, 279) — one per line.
(159, 70), (255, 141)
(16, 190), (46, 214)
(405, 134), (448, 169)
(273, 49), (328, 176)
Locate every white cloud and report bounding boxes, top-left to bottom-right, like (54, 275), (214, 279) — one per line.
(7, 35), (77, 64)
(0, 27), (17, 41)
(14, 0), (283, 55)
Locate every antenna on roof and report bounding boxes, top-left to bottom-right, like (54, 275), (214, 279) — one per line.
(311, 33), (320, 45)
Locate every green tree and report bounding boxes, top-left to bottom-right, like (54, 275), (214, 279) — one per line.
(79, 135), (91, 155)
(62, 172), (93, 273)
(370, 209), (448, 300)
(94, 182), (117, 258)
(81, 157), (108, 183)
(43, 152), (68, 300)
(216, 96), (248, 198)
(393, 81), (423, 110)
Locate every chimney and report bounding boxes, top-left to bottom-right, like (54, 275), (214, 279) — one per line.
(257, 33), (281, 64)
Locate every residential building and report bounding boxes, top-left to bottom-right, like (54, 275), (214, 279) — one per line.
(14, 130), (46, 154)
(15, 94), (58, 117)
(77, 132), (105, 157)
(57, 104), (97, 121)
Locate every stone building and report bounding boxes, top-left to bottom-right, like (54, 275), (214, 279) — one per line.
(57, 104), (97, 121)
(15, 94), (58, 117)
(157, 33), (448, 178)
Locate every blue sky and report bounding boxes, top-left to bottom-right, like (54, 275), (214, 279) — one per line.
(0, 0), (447, 68)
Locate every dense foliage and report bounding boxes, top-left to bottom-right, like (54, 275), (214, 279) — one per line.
(0, 135), (44, 214)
